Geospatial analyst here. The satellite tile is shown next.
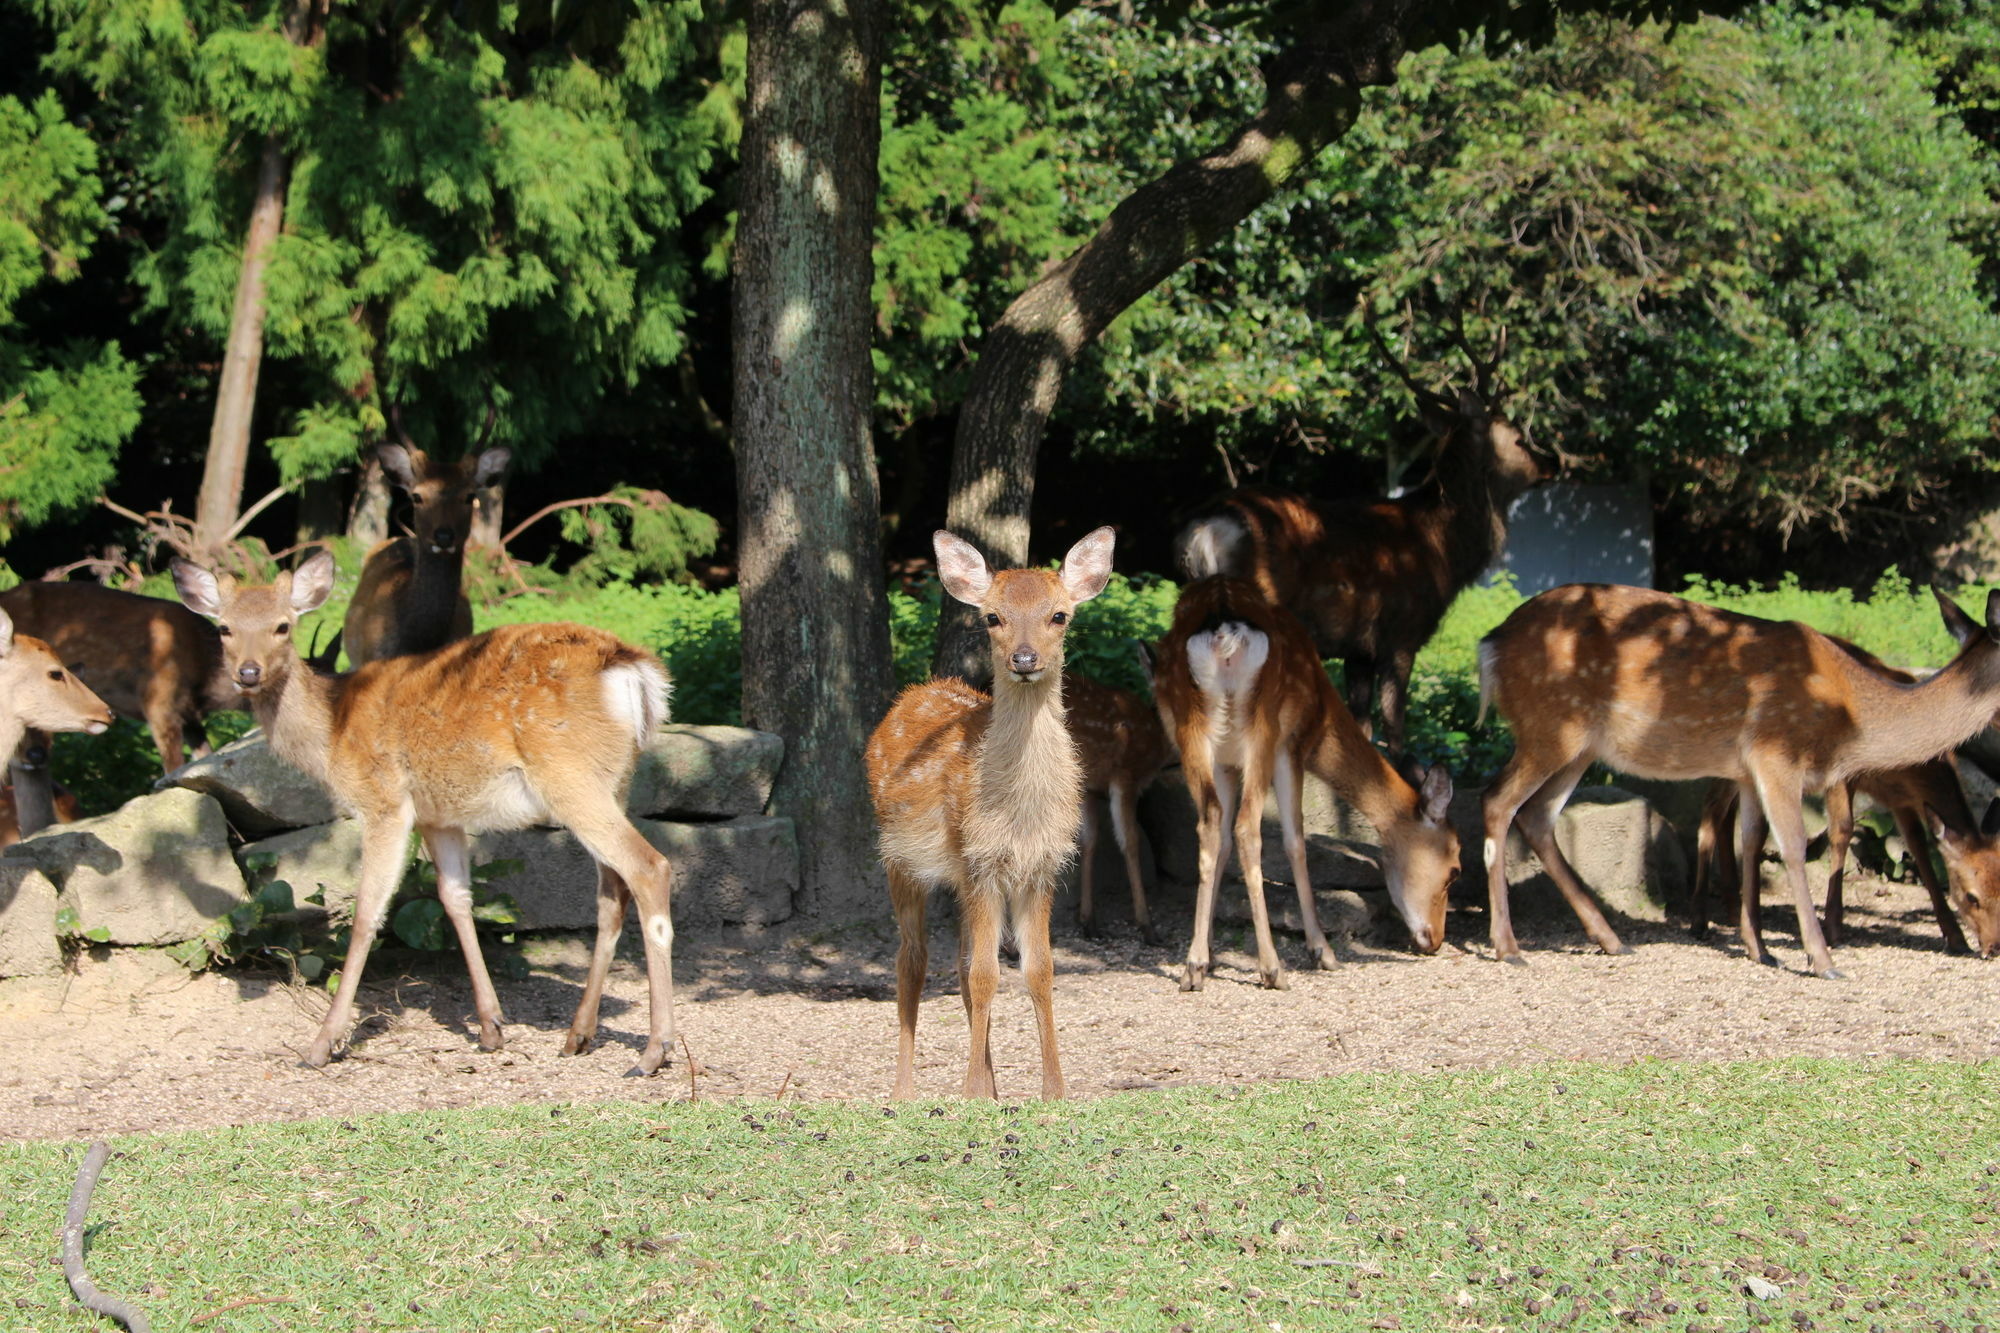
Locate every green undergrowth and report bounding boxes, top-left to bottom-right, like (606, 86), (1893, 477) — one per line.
(1, 1060), (1995, 1331)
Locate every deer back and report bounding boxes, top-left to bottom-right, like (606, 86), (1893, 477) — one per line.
(0, 581), (230, 721)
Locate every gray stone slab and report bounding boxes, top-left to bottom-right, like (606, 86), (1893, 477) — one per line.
(159, 735), (336, 836)
(237, 820), (365, 921)
(627, 726), (785, 819)
(0, 861), (61, 978)
(6, 788), (249, 945)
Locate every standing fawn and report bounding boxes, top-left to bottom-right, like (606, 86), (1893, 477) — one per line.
(1064, 671), (1172, 943)
(173, 550), (680, 1072)
(0, 581), (234, 773)
(1175, 338), (1547, 754)
(1478, 583), (2000, 977)
(868, 526), (1116, 1101)
(1145, 578), (1459, 991)
(343, 444), (510, 666)
(0, 605), (113, 777)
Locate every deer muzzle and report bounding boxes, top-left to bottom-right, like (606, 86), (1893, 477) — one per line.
(1008, 649), (1043, 681)
(234, 661), (264, 691)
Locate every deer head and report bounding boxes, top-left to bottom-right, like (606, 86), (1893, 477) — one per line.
(172, 550), (338, 698)
(1381, 762), (1458, 955)
(0, 608), (112, 738)
(935, 527), (1116, 684)
(379, 444), (511, 558)
(1929, 797), (2000, 959)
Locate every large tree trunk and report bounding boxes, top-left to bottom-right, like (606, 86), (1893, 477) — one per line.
(933, 0), (1418, 679)
(733, 0), (892, 916)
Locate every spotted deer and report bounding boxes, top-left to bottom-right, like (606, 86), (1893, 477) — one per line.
(1144, 578), (1459, 991)
(342, 443), (510, 666)
(868, 526), (1116, 1101)
(1064, 671), (1172, 943)
(0, 605), (113, 784)
(1175, 332), (1547, 754)
(172, 549), (679, 1072)
(1478, 583), (2000, 978)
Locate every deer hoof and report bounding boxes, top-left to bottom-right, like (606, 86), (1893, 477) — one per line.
(1179, 964), (1207, 992)
(1605, 942), (1634, 957)
(301, 1038), (335, 1068)
(477, 1023), (504, 1052)
(561, 1030), (594, 1057)
(1499, 953), (1529, 968)
(1260, 968), (1290, 991)
(628, 1044), (669, 1078)
(1313, 946), (1340, 971)
(1816, 966), (1847, 981)
(1138, 923), (1161, 947)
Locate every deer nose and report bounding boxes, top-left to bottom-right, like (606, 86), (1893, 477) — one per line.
(432, 526), (457, 550)
(235, 661), (263, 688)
(1010, 649), (1041, 674)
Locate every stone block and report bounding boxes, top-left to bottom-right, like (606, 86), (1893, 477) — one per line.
(160, 735), (336, 836)
(1465, 785), (1688, 923)
(627, 726), (785, 819)
(0, 861), (61, 978)
(1138, 772), (1389, 892)
(237, 820), (366, 920)
(5, 788), (248, 944)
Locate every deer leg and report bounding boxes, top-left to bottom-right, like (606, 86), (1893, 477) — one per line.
(1109, 779), (1157, 945)
(422, 827), (505, 1052)
(550, 796), (679, 1075)
(1075, 794), (1103, 937)
(307, 806), (416, 1067)
(563, 860), (632, 1057)
(1182, 768), (1239, 992)
(1480, 753), (1549, 965)
(1754, 776), (1841, 979)
(1376, 650), (1416, 758)
(1231, 756), (1288, 989)
(889, 865), (928, 1100)
(1822, 781), (1854, 947)
(142, 695), (186, 775)
(1732, 787), (1773, 966)
(1015, 884), (1066, 1100)
(1893, 806), (1971, 955)
(1690, 782), (1737, 940)
(959, 887), (1003, 1100)
(1514, 754), (1628, 957)
(1274, 747), (1336, 969)
(1343, 655), (1377, 744)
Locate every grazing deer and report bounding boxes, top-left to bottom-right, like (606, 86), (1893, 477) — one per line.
(172, 550), (679, 1073)
(1175, 333), (1547, 755)
(1065, 671), (1172, 943)
(0, 581), (234, 772)
(868, 526), (1116, 1101)
(342, 443), (510, 667)
(1144, 578), (1459, 991)
(1478, 583), (2000, 978)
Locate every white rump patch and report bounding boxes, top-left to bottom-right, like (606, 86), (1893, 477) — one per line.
(1179, 513), (1249, 579)
(1187, 623), (1269, 767)
(603, 660), (673, 747)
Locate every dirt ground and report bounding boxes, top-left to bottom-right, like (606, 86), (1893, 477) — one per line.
(2, 872), (1995, 1144)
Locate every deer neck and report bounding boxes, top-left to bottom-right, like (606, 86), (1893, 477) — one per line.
(1413, 459), (1514, 589)
(970, 667), (1082, 850)
(404, 541), (467, 638)
(1310, 721), (1416, 834)
(1844, 642), (2000, 777)
(0, 716), (25, 772)
(250, 661), (340, 787)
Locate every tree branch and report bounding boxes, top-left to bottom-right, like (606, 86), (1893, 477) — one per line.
(61, 1142), (152, 1332)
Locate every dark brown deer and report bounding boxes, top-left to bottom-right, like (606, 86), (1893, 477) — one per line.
(1175, 330), (1548, 755)
(1064, 671), (1173, 943)
(173, 550), (679, 1073)
(1479, 583), (2000, 978)
(868, 527), (1116, 1101)
(1145, 578), (1460, 990)
(0, 580), (235, 772)
(342, 442), (510, 667)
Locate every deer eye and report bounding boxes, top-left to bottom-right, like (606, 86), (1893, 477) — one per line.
(217, 624), (233, 638)
(275, 623), (290, 636)
(985, 614), (1001, 628)
(1051, 611), (1067, 625)
(47, 669), (63, 682)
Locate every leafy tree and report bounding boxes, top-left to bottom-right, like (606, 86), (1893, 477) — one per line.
(0, 89), (141, 543)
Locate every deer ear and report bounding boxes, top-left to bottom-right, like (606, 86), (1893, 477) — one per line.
(171, 559), (224, 619)
(1986, 588), (2000, 642)
(378, 443), (419, 491)
(1133, 639), (1157, 689)
(0, 606), (13, 658)
(471, 447), (510, 489)
(290, 549), (338, 614)
(1419, 763), (1455, 825)
(933, 531), (992, 606)
(1059, 526), (1116, 604)
(1934, 585), (1981, 645)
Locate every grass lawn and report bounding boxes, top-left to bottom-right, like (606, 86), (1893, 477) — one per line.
(2, 1059), (1996, 1331)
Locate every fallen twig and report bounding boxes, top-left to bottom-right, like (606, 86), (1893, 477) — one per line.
(774, 1070), (793, 1101)
(61, 1141), (152, 1332)
(192, 1295), (296, 1325)
(681, 1035), (698, 1102)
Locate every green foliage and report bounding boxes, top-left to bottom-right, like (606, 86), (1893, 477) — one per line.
(1062, 572), (1180, 697)
(1677, 569), (1994, 671)
(0, 91), (141, 539)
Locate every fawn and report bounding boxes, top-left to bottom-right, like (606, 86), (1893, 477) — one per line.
(868, 526), (1116, 1100)
(1064, 671), (1172, 943)
(173, 549), (679, 1072)
(1145, 578), (1459, 989)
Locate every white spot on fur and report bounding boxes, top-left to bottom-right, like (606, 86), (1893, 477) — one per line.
(1483, 836), (1498, 870)
(648, 916), (673, 949)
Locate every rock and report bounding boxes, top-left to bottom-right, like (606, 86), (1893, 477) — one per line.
(0, 861), (61, 978)
(626, 726), (785, 819)
(1465, 785), (1688, 924)
(5, 788), (248, 945)
(1138, 772), (1391, 893)
(160, 735), (335, 836)
(253, 815), (801, 935)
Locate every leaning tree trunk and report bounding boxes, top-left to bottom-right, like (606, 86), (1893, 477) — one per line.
(933, 0), (1420, 679)
(733, 0), (892, 916)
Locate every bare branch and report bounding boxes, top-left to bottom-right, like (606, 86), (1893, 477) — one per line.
(61, 1142), (152, 1332)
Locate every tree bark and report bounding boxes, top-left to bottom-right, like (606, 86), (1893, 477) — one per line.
(346, 454), (391, 547)
(734, 0), (892, 916)
(934, 0), (1420, 679)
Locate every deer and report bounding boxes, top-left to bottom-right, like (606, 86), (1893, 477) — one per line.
(171, 549), (680, 1073)
(342, 442), (510, 667)
(868, 526), (1116, 1101)
(1175, 324), (1548, 755)
(0, 580), (235, 773)
(1064, 670), (1173, 943)
(0, 605), (113, 787)
(1477, 582), (2000, 979)
(1143, 578), (1460, 991)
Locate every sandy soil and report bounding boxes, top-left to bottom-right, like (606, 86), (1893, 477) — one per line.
(2, 873), (1995, 1144)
